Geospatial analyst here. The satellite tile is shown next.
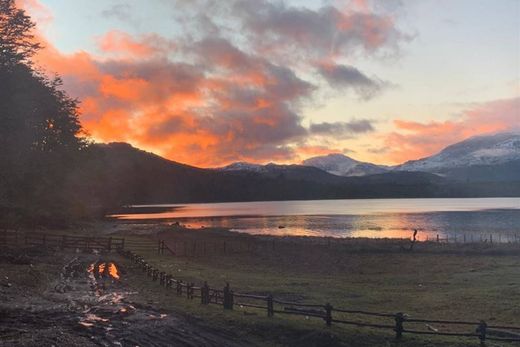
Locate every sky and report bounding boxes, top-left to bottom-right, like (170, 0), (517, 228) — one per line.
(18, 0), (520, 167)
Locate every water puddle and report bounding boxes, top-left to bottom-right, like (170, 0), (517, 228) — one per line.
(87, 261), (121, 281)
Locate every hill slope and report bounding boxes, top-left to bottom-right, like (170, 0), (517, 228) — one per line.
(395, 132), (520, 182)
(71, 142), (520, 208)
(302, 153), (388, 176)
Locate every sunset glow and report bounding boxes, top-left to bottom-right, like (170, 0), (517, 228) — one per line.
(18, 0), (519, 167)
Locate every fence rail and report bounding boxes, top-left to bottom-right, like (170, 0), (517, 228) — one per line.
(428, 233), (520, 244)
(0, 230), (128, 252)
(1, 230), (156, 254)
(120, 250), (520, 345)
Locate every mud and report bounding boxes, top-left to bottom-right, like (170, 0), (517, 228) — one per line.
(0, 249), (246, 347)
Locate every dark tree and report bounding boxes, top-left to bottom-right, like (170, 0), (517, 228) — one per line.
(0, 0), (89, 227)
(0, 0), (41, 67)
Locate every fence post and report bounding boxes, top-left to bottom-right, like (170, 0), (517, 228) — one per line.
(394, 312), (405, 340)
(324, 303), (333, 327)
(223, 283), (233, 310)
(201, 282), (209, 305)
(436, 234), (439, 242)
(476, 320), (487, 346)
(267, 294), (274, 317)
(490, 234), (493, 244)
(187, 283), (192, 299)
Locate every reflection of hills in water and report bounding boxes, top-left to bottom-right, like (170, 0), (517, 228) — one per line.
(178, 210), (520, 241)
(110, 198), (520, 242)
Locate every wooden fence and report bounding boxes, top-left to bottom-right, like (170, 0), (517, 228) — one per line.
(1, 230), (155, 253)
(157, 239), (265, 257)
(428, 233), (520, 244)
(0, 230), (126, 251)
(120, 249), (520, 345)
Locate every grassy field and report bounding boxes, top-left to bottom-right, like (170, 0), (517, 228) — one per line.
(6, 224), (520, 346)
(106, 225), (520, 346)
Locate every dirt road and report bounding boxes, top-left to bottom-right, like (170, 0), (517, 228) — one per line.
(0, 248), (247, 347)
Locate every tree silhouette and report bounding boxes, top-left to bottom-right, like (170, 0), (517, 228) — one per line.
(0, 0), (89, 227)
(0, 0), (41, 67)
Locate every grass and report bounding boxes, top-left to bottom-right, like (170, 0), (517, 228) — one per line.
(121, 259), (486, 347)
(6, 224), (520, 346)
(111, 226), (520, 346)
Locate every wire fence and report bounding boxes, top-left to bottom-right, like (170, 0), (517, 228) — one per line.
(120, 249), (520, 345)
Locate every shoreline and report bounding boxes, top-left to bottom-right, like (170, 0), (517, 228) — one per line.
(105, 209), (520, 243)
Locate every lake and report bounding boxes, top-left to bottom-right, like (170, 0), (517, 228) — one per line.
(110, 198), (520, 241)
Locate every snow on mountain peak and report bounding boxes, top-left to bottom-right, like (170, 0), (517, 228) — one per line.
(396, 132), (520, 172)
(220, 162), (263, 172)
(302, 153), (387, 176)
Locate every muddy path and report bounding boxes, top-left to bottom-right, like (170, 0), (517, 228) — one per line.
(0, 249), (247, 347)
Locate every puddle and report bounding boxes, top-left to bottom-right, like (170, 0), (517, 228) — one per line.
(79, 313), (110, 327)
(87, 261), (121, 281)
(80, 261), (135, 332)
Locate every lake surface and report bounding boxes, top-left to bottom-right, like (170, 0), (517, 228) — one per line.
(110, 198), (520, 241)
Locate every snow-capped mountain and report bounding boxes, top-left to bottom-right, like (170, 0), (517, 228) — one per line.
(302, 153), (388, 177)
(218, 162), (347, 183)
(220, 162), (265, 172)
(395, 132), (520, 172)
(219, 132), (520, 182)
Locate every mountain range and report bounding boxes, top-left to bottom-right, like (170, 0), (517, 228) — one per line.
(82, 132), (520, 208)
(221, 132), (520, 182)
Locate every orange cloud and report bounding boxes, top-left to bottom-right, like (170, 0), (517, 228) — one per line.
(30, 27), (313, 167)
(16, 0), (53, 26)
(383, 98), (520, 164)
(99, 75), (148, 100)
(97, 31), (174, 59)
(27, 0), (515, 169)
(295, 145), (345, 161)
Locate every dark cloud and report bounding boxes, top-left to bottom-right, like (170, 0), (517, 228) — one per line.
(101, 4), (133, 22)
(310, 119), (375, 137)
(147, 116), (190, 137)
(318, 63), (386, 99)
(101, 37), (311, 164)
(39, 0), (410, 166)
(367, 147), (389, 154)
(232, 1), (406, 60)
